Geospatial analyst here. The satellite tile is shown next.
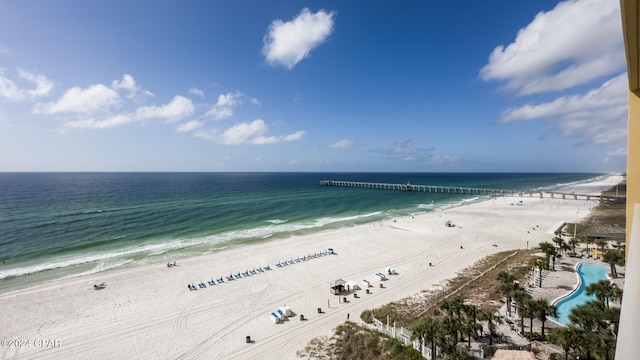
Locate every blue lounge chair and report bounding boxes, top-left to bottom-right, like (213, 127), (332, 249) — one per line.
(277, 309), (286, 319)
(271, 312), (280, 323)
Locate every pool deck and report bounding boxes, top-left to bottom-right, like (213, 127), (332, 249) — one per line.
(494, 250), (625, 352)
(527, 253), (625, 307)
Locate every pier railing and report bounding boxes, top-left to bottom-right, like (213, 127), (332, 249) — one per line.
(320, 180), (617, 201)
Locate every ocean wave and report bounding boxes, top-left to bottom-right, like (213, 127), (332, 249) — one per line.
(417, 203), (434, 209)
(265, 219), (287, 224)
(196, 211), (384, 247)
(0, 241), (191, 281)
(59, 259), (133, 280)
(533, 174), (610, 192)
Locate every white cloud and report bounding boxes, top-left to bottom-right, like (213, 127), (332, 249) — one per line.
(500, 74), (627, 122)
(195, 119), (305, 145)
(480, 0), (624, 95)
(604, 148), (626, 162)
(62, 114), (134, 130)
(34, 83), (119, 114)
(0, 68), (54, 101)
(111, 74), (136, 92)
(366, 140), (458, 165)
(216, 92), (242, 107)
(177, 120), (203, 132)
(219, 119), (267, 145)
(329, 139), (353, 150)
(189, 88), (205, 98)
(252, 130), (306, 144)
(205, 91), (244, 120)
(136, 95), (194, 123)
(499, 74), (628, 144)
(111, 73), (152, 100)
(262, 8), (335, 69)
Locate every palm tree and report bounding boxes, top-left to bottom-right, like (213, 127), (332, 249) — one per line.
(552, 236), (564, 254)
(539, 241), (556, 270)
(535, 257), (545, 287)
(582, 236), (594, 256)
(463, 303), (479, 336)
(533, 298), (557, 339)
(569, 238), (579, 255)
(463, 317), (481, 348)
(496, 271), (516, 316)
(586, 280), (616, 309)
(440, 295), (466, 343)
(478, 309), (502, 346)
(596, 239), (607, 253)
(604, 306), (621, 337)
(568, 300), (620, 359)
(442, 316), (460, 347)
(548, 325), (581, 360)
(525, 297), (538, 341)
(602, 250), (624, 278)
(411, 317), (442, 359)
(513, 289), (532, 334)
(569, 301), (605, 333)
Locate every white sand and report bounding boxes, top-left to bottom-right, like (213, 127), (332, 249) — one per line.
(0, 175), (622, 360)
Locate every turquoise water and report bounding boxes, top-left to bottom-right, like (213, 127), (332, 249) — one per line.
(553, 262), (610, 326)
(0, 172), (605, 293)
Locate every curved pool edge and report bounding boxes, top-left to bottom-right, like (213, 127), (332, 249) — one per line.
(548, 262), (583, 327)
(549, 261), (611, 327)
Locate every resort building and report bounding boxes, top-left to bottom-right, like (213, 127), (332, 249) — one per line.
(616, 0), (639, 358)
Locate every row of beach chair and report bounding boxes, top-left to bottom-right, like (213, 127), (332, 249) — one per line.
(275, 251), (330, 268)
(187, 265), (272, 291)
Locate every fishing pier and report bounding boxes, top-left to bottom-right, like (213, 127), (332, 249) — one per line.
(320, 180), (614, 201)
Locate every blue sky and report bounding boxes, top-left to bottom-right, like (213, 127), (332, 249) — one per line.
(0, 0), (627, 172)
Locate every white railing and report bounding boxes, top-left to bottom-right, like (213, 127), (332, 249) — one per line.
(370, 314), (436, 359)
(615, 204), (640, 358)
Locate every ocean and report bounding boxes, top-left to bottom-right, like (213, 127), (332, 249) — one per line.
(0, 172), (606, 293)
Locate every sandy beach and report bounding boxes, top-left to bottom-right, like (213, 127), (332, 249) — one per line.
(0, 175), (622, 360)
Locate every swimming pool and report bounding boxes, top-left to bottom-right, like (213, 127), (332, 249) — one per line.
(552, 262), (610, 326)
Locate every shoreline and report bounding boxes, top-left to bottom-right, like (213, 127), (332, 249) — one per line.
(0, 172), (614, 292)
(0, 175), (622, 359)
